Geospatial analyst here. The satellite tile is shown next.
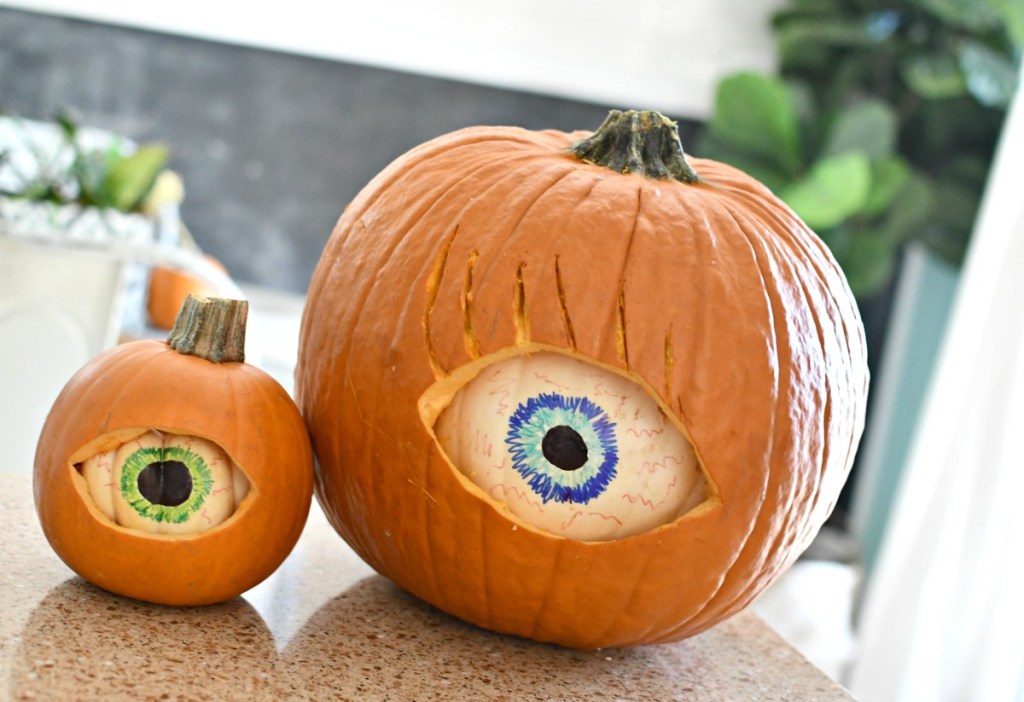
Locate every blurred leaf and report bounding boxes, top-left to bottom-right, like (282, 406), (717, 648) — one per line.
(776, 18), (877, 71)
(781, 151), (872, 229)
(102, 144), (169, 211)
(695, 132), (792, 193)
(958, 41), (1020, 108)
(821, 226), (898, 296)
(863, 10), (901, 42)
(946, 154), (991, 188)
(55, 110), (78, 141)
(908, 97), (1005, 164)
(708, 72), (803, 175)
(824, 99), (898, 157)
(787, 79), (817, 127)
(902, 52), (968, 99)
(932, 174), (983, 231)
(985, 0), (1024, 45)
(920, 221), (972, 266)
(876, 171), (934, 242)
(71, 150), (110, 207)
(912, 0), (1004, 32)
(863, 156), (910, 217)
(775, 0), (846, 16)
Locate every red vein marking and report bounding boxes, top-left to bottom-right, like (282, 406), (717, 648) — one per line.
(473, 430), (493, 458)
(210, 487), (231, 497)
(560, 511), (583, 530)
(621, 493), (666, 510)
(626, 427), (664, 438)
(489, 457), (509, 471)
(489, 484), (545, 514)
(633, 454), (686, 476)
(533, 372), (571, 391)
(201, 509), (212, 525)
(587, 511), (623, 525)
(592, 383), (628, 416)
(664, 475), (679, 494)
(561, 510), (624, 531)
(486, 371), (517, 416)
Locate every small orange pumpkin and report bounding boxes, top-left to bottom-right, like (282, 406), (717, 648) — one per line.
(35, 295), (314, 606)
(296, 110), (869, 648)
(147, 255), (228, 330)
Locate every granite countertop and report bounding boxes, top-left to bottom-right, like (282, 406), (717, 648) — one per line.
(0, 471), (854, 701)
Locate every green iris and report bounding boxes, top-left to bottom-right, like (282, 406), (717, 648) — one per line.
(118, 445), (213, 523)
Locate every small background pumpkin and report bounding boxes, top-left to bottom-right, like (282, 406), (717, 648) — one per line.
(35, 296), (314, 606)
(146, 254), (228, 330)
(296, 110), (869, 648)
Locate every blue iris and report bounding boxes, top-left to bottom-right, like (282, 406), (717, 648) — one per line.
(505, 392), (618, 504)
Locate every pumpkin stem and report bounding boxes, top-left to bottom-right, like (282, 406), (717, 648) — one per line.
(167, 295), (248, 363)
(568, 109), (702, 184)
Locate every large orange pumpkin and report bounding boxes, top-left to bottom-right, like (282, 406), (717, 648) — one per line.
(35, 296), (314, 606)
(295, 110), (869, 648)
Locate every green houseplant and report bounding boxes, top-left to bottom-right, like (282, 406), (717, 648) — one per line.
(0, 110), (171, 212)
(698, 0), (1022, 296)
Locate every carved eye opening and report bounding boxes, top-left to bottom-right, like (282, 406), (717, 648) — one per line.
(75, 430), (250, 536)
(428, 350), (713, 541)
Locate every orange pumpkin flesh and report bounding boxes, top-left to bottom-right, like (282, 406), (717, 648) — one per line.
(35, 296), (314, 606)
(296, 110), (869, 648)
(147, 255), (228, 330)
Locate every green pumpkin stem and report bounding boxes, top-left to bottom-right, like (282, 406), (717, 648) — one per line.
(167, 295), (248, 363)
(569, 109), (702, 184)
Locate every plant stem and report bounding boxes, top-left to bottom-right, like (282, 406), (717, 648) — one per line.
(167, 295), (247, 363)
(569, 110), (702, 184)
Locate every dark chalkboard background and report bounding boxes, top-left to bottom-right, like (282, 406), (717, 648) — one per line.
(0, 8), (699, 293)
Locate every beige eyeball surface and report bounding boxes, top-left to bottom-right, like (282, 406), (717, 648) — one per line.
(434, 351), (709, 541)
(80, 430), (249, 535)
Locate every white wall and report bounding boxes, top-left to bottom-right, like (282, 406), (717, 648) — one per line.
(0, 0), (783, 118)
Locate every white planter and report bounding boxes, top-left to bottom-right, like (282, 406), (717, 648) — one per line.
(0, 198), (159, 470)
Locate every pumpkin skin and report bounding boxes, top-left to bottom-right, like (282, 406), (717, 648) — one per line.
(295, 111), (869, 648)
(147, 255), (228, 330)
(34, 321), (314, 606)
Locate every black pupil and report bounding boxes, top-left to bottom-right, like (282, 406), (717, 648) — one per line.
(542, 425), (589, 471)
(138, 461), (193, 506)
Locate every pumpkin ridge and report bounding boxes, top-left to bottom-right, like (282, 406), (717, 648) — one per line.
(461, 249), (483, 359)
(579, 538), (662, 648)
(716, 208), (830, 620)
(341, 128), (549, 230)
(424, 225), (459, 379)
(526, 538), (567, 640)
(656, 200), (781, 637)
(529, 169), (607, 354)
(777, 252), (834, 554)
(553, 256), (577, 351)
(617, 186), (647, 370)
(102, 343), (174, 433)
(451, 164), (580, 356)
(697, 203), (817, 629)
(513, 262), (529, 347)
(434, 162), (585, 366)
(704, 183), (866, 543)
(419, 435), (444, 607)
(299, 133), (521, 325)
(662, 326), (674, 402)
(308, 148), (551, 407)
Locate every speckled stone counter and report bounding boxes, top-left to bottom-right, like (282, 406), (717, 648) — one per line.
(0, 471), (854, 701)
